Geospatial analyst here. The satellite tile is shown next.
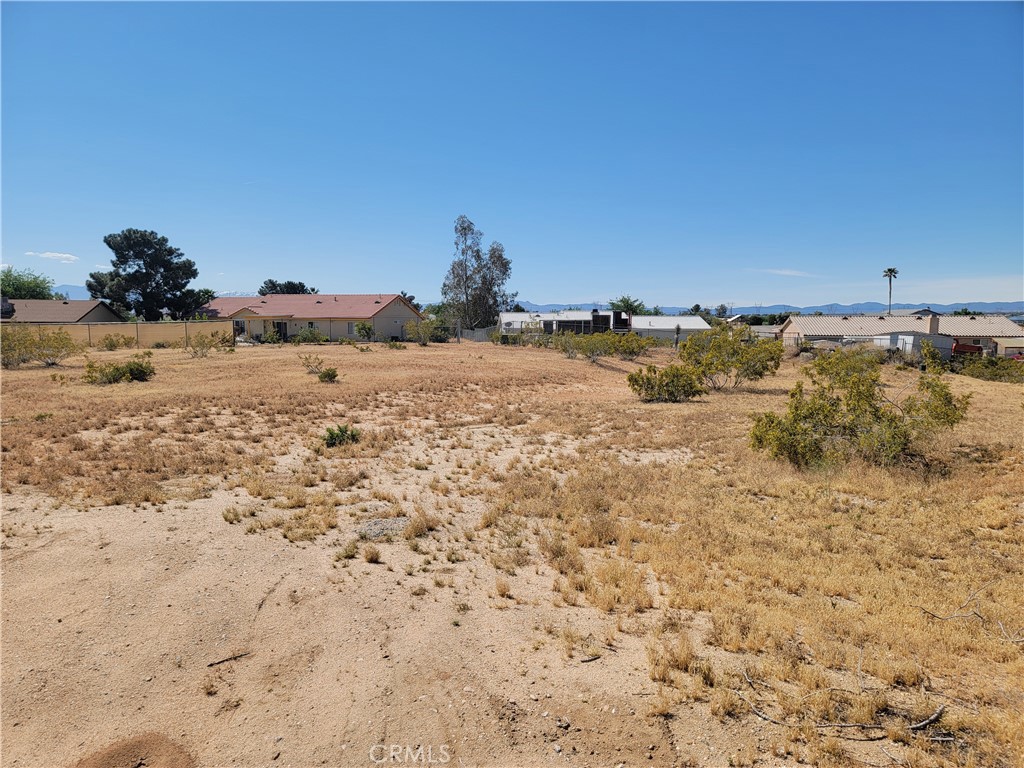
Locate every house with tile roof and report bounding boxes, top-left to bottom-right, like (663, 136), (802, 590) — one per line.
(780, 313), (1024, 356)
(1, 299), (124, 324)
(200, 293), (423, 342)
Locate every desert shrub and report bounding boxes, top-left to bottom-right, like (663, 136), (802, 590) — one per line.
(82, 352), (156, 385)
(322, 423), (360, 447)
(318, 367), (338, 383)
(186, 331), (231, 358)
(151, 340), (172, 349)
(385, 340), (407, 350)
(32, 328), (83, 366)
(98, 333), (136, 351)
(354, 321), (375, 341)
(678, 325), (784, 390)
(627, 364), (706, 402)
(261, 328), (281, 344)
(575, 331), (619, 363)
(290, 327), (328, 345)
(488, 330), (502, 345)
(298, 353), (325, 374)
(959, 355), (1024, 384)
(615, 332), (656, 361)
(555, 333), (578, 359)
(750, 347), (970, 467)
(403, 318), (447, 345)
(1, 325), (38, 369)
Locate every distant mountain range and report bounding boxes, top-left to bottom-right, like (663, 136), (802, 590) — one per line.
(517, 300), (1024, 315)
(53, 286), (1023, 316)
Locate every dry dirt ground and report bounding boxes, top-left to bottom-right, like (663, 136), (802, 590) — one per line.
(1, 341), (1021, 768)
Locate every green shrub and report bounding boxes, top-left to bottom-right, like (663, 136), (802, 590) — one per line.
(291, 327), (328, 345)
(186, 331), (231, 358)
(1, 324), (37, 369)
(959, 355), (1024, 384)
(555, 333), (578, 359)
(678, 325), (784, 390)
(750, 347), (970, 467)
(82, 352), (156, 385)
(615, 333), (656, 361)
(385, 340), (407, 350)
(627, 364), (706, 402)
(318, 368), (338, 383)
(403, 318), (447, 345)
(151, 340), (171, 349)
(32, 328), (83, 366)
(322, 423), (360, 446)
(261, 328), (281, 344)
(99, 333), (136, 351)
(355, 321), (375, 341)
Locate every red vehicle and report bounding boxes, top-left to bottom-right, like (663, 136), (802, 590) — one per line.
(952, 342), (984, 356)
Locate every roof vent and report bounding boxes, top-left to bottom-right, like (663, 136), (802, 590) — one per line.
(878, 316), (885, 320)
(841, 316), (849, 320)
(63, 301), (70, 304)
(260, 300), (267, 303)
(970, 316), (976, 320)
(315, 300), (322, 303)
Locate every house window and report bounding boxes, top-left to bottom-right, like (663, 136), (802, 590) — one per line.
(308, 322), (315, 329)
(347, 322), (354, 335)
(972, 339), (980, 346)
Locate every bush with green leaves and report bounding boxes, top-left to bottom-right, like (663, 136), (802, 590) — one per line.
(1, 325), (37, 369)
(385, 340), (407, 350)
(354, 321), (375, 341)
(32, 328), (83, 366)
(99, 333), (137, 351)
(82, 352), (156, 385)
(958, 355), (1024, 384)
(627, 364), (706, 403)
(403, 318), (447, 346)
(290, 327), (328, 345)
(678, 325), (784, 390)
(615, 333), (656, 361)
(261, 327), (281, 344)
(186, 331), (231, 358)
(322, 423), (360, 446)
(750, 347), (971, 467)
(318, 367), (338, 383)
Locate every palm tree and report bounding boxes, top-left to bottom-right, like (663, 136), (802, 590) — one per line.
(883, 268), (899, 315)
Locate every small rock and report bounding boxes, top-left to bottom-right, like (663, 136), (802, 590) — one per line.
(541, 711), (549, 718)
(553, 744), (561, 754)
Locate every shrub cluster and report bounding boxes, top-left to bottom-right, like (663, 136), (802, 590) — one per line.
(99, 333), (137, 351)
(556, 331), (656, 362)
(957, 355), (1024, 384)
(678, 325), (784, 390)
(322, 424), (360, 447)
(627, 365), (705, 402)
(290, 327), (328, 345)
(318, 368), (338, 383)
(750, 347), (970, 467)
(1, 326), (84, 369)
(403, 319), (448, 345)
(82, 352), (156, 385)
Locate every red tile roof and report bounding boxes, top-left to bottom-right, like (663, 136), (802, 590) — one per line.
(201, 294), (417, 320)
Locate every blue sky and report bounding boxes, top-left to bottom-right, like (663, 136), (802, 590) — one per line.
(2, 2), (1021, 307)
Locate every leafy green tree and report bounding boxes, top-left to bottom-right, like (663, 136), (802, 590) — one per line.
(952, 307), (981, 316)
(750, 347), (970, 467)
(1, 266), (65, 299)
(883, 267), (899, 315)
(714, 303), (729, 318)
(678, 325), (783, 390)
(87, 229), (212, 320)
(354, 321), (375, 341)
(609, 295), (649, 316)
(258, 279), (318, 296)
(441, 215), (516, 329)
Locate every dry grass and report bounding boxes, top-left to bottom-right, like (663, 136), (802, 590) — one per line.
(2, 342), (1021, 766)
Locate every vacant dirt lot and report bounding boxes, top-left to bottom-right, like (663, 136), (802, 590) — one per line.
(2, 342), (1021, 767)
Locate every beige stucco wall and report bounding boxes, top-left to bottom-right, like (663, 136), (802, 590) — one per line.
(2, 320), (234, 348)
(371, 299), (421, 341)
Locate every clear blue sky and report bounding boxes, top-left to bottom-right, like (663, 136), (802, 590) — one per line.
(3, 2), (1021, 307)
